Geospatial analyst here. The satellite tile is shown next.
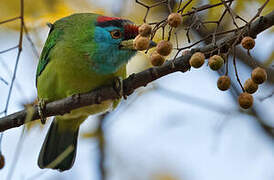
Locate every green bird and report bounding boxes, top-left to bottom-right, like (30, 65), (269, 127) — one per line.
(36, 13), (154, 171)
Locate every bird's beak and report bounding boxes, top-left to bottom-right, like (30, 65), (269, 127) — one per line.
(119, 39), (157, 50)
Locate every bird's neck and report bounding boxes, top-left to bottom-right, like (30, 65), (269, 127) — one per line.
(90, 44), (136, 74)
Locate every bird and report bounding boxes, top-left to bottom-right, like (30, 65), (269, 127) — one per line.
(36, 13), (155, 171)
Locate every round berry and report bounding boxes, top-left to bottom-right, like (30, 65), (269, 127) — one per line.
(167, 13), (182, 28)
(189, 52), (205, 68)
(0, 154), (4, 169)
(150, 51), (165, 66)
(217, 75), (230, 91)
(241, 36), (255, 50)
(138, 24), (152, 37)
(208, 55), (224, 71)
(244, 78), (258, 94)
(156, 40), (173, 56)
(251, 67), (267, 84)
(133, 35), (150, 51)
(238, 92), (253, 109)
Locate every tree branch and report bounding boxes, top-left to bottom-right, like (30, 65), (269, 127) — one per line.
(0, 10), (273, 132)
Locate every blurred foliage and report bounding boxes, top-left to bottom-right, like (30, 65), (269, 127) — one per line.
(174, 0), (199, 13)
(207, 0), (226, 25)
(81, 124), (100, 139)
(152, 173), (178, 180)
(81, 131), (99, 138)
(204, 0), (274, 30)
(1, 0), (70, 29)
(234, 0), (274, 15)
(0, 0), (104, 29)
(206, 0), (274, 19)
(264, 51), (274, 67)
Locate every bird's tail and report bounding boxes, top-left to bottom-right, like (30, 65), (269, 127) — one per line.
(38, 116), (81, 171)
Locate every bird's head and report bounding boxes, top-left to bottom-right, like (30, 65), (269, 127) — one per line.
(95, 16), (138, 50)
(90, 15), (154, 74)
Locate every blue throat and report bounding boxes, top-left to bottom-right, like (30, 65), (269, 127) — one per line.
(90, 26), (137, 74)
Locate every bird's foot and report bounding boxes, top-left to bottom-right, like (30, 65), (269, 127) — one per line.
(38, 99), (47, 124)
(113, 77), (123, 98)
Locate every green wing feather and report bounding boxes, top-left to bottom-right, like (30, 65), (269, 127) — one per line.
(36, 26), (63, 86)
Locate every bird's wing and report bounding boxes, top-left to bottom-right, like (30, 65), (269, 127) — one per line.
(36, 25), (63, 86)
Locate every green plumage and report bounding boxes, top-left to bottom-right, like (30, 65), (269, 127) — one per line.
(36, 27), (63, 81)
(38, 117), (80, 170)
(36, 13), (137, 171)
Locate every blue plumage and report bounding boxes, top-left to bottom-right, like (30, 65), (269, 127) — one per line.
(92, 26), (137, 74)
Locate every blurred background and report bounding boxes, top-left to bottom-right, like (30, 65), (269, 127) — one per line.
(0, 0), (274, 179)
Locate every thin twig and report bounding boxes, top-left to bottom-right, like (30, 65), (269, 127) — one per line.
(3, 0), (24, 115)
(0, 17), (21, 25)
(0, 77), (8, 85)
(221, 0), (239, 29)
(249, 0), (270, 24)
(136, 0), (168, 23)
(177, 0), (193, 14)
(23, 25), (39, 58)
(181, 0), (234, 17)
(0, 46), (19, 54)
(232, 46), (244, 92)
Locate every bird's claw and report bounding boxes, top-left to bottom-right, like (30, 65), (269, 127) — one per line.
(38, 99), (46, 124)
(113, 77), (123, 98)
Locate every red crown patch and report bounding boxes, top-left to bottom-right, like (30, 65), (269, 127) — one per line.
(97, 16), (122, 23)
(124, 24), (139, 40)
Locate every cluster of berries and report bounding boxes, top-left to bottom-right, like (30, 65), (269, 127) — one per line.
(188, 36), (267, 109)
(134, 13), (182, 66)
(238, 36), (266, 109)
(135, 12), (267, 109)
(239, 67), (266, 109)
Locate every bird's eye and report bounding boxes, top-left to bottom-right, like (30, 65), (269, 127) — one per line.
(110, 30), (122, 39)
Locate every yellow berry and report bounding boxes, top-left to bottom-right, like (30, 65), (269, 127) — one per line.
(150, 51), (165, 66)
(156, 40), (173, 56)
(133, 35), (150, 51)
(189, 52), (205, 68)
(238, 92), (253, 109)
(167, 13), (182, 28)
(251, 67), (267, 84)
(209, 55), (224, 71)
(244, 78), (258, 94)
(217, 75), (230, 91)
(241, 36), (255, 50)
(138, 24), (152, 37)
(195, 52), (205, 59)
(0, 154), (4, 169)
